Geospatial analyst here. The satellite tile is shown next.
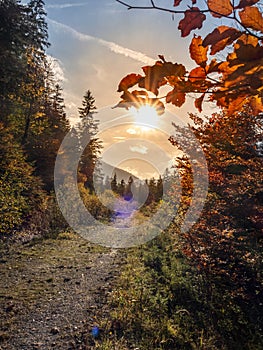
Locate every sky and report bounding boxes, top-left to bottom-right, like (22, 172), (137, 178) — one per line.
(44, 0), (200, 118)
(32, 0), (219, 178)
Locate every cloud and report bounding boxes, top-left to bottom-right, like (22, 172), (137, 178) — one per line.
(130, 145), (148, 154)
(46, 55), (67, 82)
(46, 3), (88, 9)
(47, 19), (156, 65)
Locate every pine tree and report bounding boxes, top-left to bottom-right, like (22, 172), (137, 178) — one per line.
(124, 176), (133, 201)
(26, 82), (70, 190)
(77, 91), (102, 193)
(156, 175), (163, 202)
(118, 179), (126, 197)
(111, 173), (118, 194)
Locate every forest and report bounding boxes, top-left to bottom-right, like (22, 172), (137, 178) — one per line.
(0, 0), (263, 349)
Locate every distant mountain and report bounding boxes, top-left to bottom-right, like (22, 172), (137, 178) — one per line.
(99, 160), (139, 182)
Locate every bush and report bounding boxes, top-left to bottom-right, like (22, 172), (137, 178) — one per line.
(0, 125), (46, 235)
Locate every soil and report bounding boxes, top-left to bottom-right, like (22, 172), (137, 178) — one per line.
(0, 232), (126, 350)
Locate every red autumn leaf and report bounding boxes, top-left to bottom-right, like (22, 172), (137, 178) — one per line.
(173, 0), (182, 6)
(235, 42), (263, 62)
(207, 59), (221, 74)
(178, 7), (206, 37)
(130, 90), (148, 96)
(239, 6), (263, 32)
(207, 0), (233, 18)
(195, 93), (205, 112)
(188, 67), (206, 83)
(139, 63), (166, 95)
(139, 61), (186, 95)
(162, 62), (187, 77)
(203, 26), (242, 55)
(113, 100), (140, 110)
(189, 36), (208, 67)
(118, 73), (142, 92)
(235, 0), (260, 9)
(166, 89), (186, 107)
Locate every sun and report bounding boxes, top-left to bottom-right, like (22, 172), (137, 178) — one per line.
(131, 105), (160, 129)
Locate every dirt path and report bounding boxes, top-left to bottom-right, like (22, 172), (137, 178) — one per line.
(0, 232), (125, 350)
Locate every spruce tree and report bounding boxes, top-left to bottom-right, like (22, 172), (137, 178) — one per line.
(77, 90), (102, 193)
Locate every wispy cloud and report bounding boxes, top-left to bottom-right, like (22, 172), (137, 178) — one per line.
(46, 3), (88, 9)
(48, 19), (156, 65)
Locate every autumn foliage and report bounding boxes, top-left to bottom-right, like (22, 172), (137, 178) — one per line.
(116, 0), (263, 116)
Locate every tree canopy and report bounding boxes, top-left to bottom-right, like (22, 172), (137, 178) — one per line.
(116, 0), (263, 117)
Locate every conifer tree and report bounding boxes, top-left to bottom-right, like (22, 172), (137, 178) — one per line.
(111, 173), (118, 194)
(77, 91), (102, 193)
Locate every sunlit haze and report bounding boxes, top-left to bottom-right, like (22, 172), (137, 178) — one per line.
(131, 105), (160, 130)
(21, 0), (216, 178)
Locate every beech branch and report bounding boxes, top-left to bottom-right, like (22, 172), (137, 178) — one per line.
(116, 0), (209, 14)
(116, 0), (262, 39)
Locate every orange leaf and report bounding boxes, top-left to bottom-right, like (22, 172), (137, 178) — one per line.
(207, 0), (233, 18)
(195, 93), (205, 112)
(189, 67), (206, 82)
(173, 0), (182, 6)
(227, 96), (247, 114)
(238, 33), (258, 46)
(239, 6), (263, 32)
(118, 74), (142, 92)
(235, 0), (260, 9)
(190, 36), (208, 68)
(166, 89), (186, 107)
(250, 95), (263, 115)
(203, 26), (242, 55)
(178, 8), (206, 37)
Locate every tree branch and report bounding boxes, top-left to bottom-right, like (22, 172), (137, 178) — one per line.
(115, 0), (210, 14)
(116, 0), (262, 39)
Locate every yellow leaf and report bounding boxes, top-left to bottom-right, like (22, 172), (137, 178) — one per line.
(207, 0), (233, 18)
(239, 6), (263, 33)
(189, 36), (208, 68)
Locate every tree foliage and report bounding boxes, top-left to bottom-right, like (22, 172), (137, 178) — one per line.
(77, 90), (103, 193)
(0, 0), (70, 234)
(116, 0), (263, 116)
